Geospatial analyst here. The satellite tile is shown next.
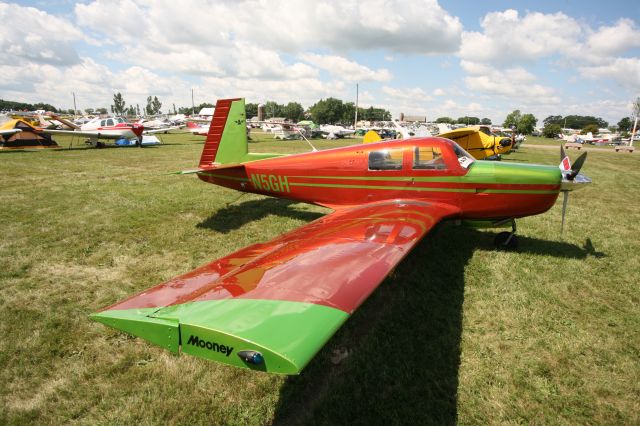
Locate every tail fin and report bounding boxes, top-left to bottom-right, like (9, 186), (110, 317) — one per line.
(199, 98), (247, 167)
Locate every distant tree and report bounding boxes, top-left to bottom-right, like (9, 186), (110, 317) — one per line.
(96, 107), (108, 115)
(504, 110), (537, 134)
(456, 116), (480, 125)
(136, 104), (141, 116)
(542, 123), (562, 138)
(360, 106), (390, 121)
(543, 115), (564, 127)
(283, 102), (305, 122)
(435, 117), (454, 124)
(480, 117), (492, 125)
(562, 115), (607, 129)
(125, 105), (136, 116)
(111, 92), (126, 115)
(581, 124), (599, 135)
(309, 98), (344, 124)
(263, 101), (284, 118)
(245, 103), (258, 118)
(33, 102), (58, 112)
(84, 108), (95, 115)
(145, 96), (162, 115)
(518, 113), (537, 134)
(617, 117), (632, 132)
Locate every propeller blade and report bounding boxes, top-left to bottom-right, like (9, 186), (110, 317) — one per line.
(560, 190), (569, 236)
(569, 151), (588, 180)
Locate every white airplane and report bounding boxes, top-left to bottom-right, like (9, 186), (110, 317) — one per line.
(185, 121), (209, 136)
(319, 124), (355, 139)
(43, 116), (145, 147)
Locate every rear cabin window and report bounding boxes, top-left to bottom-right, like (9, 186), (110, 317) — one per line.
(368, 148), (403, 170)
(106, 118), (114, 126)
(100, 119), (106, 126)
(413, 146), (446, 170)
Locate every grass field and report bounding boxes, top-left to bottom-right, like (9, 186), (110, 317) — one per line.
(1, 131), (638, 424)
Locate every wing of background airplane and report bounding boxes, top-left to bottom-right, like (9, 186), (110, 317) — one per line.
(92, 199), (460, 374)
(438, 128), (477, 139)
(42, 129), (126, 139)
(0, 129), (22, 136)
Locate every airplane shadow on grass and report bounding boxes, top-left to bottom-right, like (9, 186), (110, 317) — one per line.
(197, 198), (324, 233)
(266, 223), (604, 425)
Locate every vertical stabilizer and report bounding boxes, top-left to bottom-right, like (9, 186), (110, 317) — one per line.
(199, 98), (247, 167)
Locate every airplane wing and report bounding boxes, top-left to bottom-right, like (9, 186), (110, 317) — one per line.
(0, 129), (21, 136)
(143, 126), (182, 134)
(91, 200), (460, 374)
(439, 128), (477, 139)
(42, 129), (125, 139)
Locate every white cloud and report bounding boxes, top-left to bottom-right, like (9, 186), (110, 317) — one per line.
(300, 53), (391, 82)
(586, 19), (640, 57)
(459, 9), (581, 64)
(578, 57), (640, 90)
(382, 86), (432, 102)
(0, 3), (84, 66)
(461, 60), (559, 103)
(73, 0), (462, 55)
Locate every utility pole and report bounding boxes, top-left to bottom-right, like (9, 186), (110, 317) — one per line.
(72, 92), (77, 116)
(191, 88), (195, 116)
(354, 83), (359, 129)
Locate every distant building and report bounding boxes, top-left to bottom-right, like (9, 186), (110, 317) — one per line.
(400, 113), (427, 123)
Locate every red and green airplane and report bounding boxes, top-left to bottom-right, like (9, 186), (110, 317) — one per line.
(91, 98), (590, 374)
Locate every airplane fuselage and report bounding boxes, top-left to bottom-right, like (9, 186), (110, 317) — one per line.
(197, 137), (561, 221)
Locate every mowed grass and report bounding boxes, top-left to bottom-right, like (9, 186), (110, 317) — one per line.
(0, 132), (638, 424)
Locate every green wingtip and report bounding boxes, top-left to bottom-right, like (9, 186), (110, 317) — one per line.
(90, 308), (180, 354)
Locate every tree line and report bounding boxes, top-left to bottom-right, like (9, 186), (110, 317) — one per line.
(4, 94), (638, 136)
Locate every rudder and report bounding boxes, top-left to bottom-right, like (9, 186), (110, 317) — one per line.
(199, 98), (247, 167)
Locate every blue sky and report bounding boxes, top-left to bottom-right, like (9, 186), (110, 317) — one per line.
(2, 1), (639, 125)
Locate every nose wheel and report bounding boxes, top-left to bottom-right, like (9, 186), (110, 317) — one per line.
(494, 219), (518, 250)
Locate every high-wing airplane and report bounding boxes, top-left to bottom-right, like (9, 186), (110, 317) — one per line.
(319, 124), (355, 139)
(438, 126), (513, 160)
(92, 98), (591, 375)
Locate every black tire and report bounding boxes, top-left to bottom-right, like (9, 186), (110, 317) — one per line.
(494, 231), (518, 250)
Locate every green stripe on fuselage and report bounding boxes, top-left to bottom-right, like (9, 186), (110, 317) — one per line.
(292, 161), (561, 186)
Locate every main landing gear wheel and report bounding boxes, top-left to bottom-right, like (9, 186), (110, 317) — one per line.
(494, 219), (518, 250)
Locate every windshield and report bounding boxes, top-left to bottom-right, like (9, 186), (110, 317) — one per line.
(450, 142), (475, 169)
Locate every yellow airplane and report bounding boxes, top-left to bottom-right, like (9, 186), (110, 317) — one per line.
(438, 126), (513, 160)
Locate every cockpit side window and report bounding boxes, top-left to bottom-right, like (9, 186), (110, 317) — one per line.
(413, 146), (446, 170)
(106, 118), (114, 126)
(368, 148), (403, 170)
(100, 119), (106, 127)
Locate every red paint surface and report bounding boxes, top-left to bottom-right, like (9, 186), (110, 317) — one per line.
(102, 201), (458, 314)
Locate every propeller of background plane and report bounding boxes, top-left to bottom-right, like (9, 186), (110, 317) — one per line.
(559, 146), (590, 235)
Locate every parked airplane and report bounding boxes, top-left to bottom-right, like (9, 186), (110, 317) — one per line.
(439, 126), (512, 160)
(184, 121), (209, 136)
(43, 116), (145, 147)
(319, 124), (355, 139)
(92, 98), (591, 375)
